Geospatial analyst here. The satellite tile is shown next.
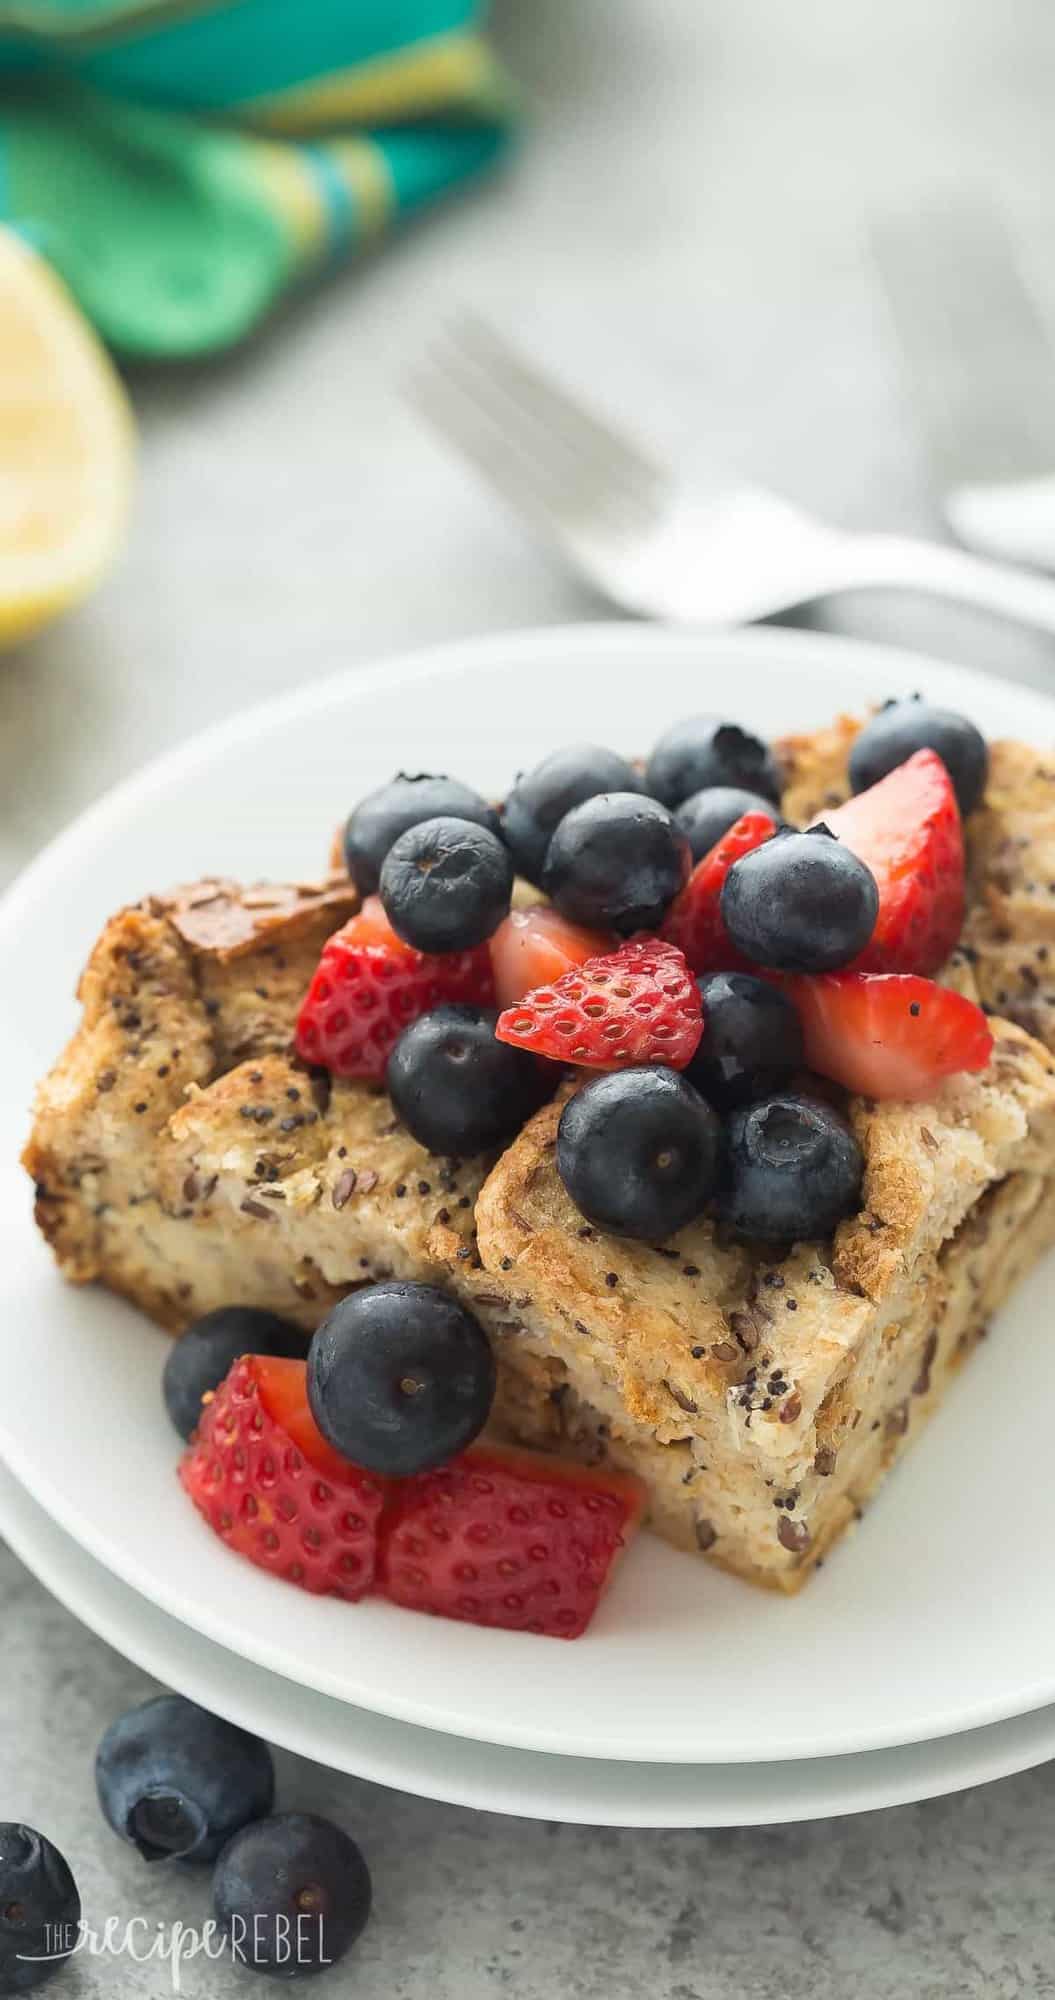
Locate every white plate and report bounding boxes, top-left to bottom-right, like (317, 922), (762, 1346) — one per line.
(6, 1453), (1055, 1829)
(4, 624), (1055, 1768)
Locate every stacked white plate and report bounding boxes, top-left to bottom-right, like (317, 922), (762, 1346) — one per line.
(3, 625), (1055, 1828)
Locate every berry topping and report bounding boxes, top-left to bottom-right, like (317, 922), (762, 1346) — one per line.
(179, 1355), (387, 1599)
(496, 938), (702, 1070)
(675, 783), (780, 862)
(294, 895), (494, 1082)
(163, 1305), (304, 1442)
(556, 1066), (721, 1240)
(686, 970), (805, 1110)
(489, 904), (614, 1010)
(660, 809), (778, 972)
(307, 1283), (496, 1478)
(721, 825), (879, 972)
(214, 1813), (371, 1978)
(820, 750), (965, 975)
(95, 1696), (274, 1866)
(544, 792), (691, 933)
(388, 1003), (555, 1154)
(343, 773), (500, 894)
(378, 1441), (646, 1638)
(501, 744), (643, 884)
(380, 815), (513, 954)
(849, 696), (988, 817)
(645, 715), (781, 808)
(788, 971), (994, 1100)
(0, 1825), (80, 1993)
(719, 1092), (864, 1242)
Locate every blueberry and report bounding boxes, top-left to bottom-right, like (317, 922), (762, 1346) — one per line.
(95, 1696), (274, 1865)
(674, 785), (777, 863)
(308, 1281), (495, 1477)
(501, 744), (643, 884)
(342, 774), (501, 895)
(556, 1067), (721, 1241)
(0, 1826), (80, 1993)
(848, 696), (988, 816)
(388, 1004), (554, 1156)
(687, 972), (805, 1110)
(719, 1092), (863, 1241)
(721, 825), (878, 972)
(214, 1812), (371, 1980)
(163, 1307), (305, 1442)
(645, 716), (781, 809)
(544, 792), (691, 933)
(380, 816), (513, 953)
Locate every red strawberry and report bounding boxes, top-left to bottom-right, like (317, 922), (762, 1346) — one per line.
(495, 937), (702, 1070)
(489, 904), (614, 1011)
(820, 751), (964, 975)
(295, 895), (495, 1081)
(659, 811), (778, 973)
(788, 971), (993, 1101)
(378, 1442), (646, 1638)
(179, 1356), (387, 1600)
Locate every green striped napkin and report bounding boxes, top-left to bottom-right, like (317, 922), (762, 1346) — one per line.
(0, 1), (514, 357)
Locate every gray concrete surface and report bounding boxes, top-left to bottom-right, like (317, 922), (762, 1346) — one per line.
(6, 0), (1055, 1992)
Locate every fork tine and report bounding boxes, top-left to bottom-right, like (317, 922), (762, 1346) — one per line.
(408, 358), (577, 540)
(451, 311), (667, 500)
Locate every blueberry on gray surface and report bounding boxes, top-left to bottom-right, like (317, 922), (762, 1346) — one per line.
(501, 743), (643, 883)
(848, 695), (988, 816)
(721, 825), (878, 972)
(307, 1281), (496, 1477)
(674, 784), (777, 862)
(95, 1696), (274, 1865)
(543, 792), (691, 933)
(557, 1067), (721, 1241)
(342, 773), (501, 895)
(687, 971), (805, 1109)
(163, 1306), (305, 1441)
(719, 1092), (863, 1241)
(214, 1812), (371, 1980)
(645, 715), (781, 808)
(387, 1003), (554, 1156)
(380, 815), (513, 953)
(0, 1825), (80, 1994)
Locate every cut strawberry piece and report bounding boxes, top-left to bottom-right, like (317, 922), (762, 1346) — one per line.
(294, 895), (495, 1081)
(819, 750), (965, 975)
(788, 971), (993, 1101)
(489, 905), (614, 1011)
(179, 1356), (387, 1600)
(659, 811), (778, 973)
(378, 1442), (647, 1638)
(495, 937), (703, 1070)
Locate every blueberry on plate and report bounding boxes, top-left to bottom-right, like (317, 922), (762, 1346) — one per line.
(215, 1812), (371, 1979)
(543, 792), (691, 933)
(380, 815), (513, 953)
(308, 1281), (496, 1477)
(501, 744), (643, 884)
(848, 695), (988, 816)
(0, 1825), (80, 1993)
(719, 1092), (863, 1242)
(95, 1696), (274, 1865)
(686, 971), (804, 1110)
(342, 773), (501, 896)
(645, 716), (781, 809)
(674, 784), (780, 862)
(721, 825), (878, 972)
(163, 1306), (305, 1441)
(556, 1067), (721, 1241)
(388, 1004), (554, 1156)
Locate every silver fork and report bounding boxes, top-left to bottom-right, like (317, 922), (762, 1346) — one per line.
(408, 315), (1055, 633)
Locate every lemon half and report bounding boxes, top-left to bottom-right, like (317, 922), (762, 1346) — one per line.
(0, 227), (134, 648)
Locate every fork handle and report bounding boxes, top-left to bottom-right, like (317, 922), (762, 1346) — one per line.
(845, 533), (1055, 634)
